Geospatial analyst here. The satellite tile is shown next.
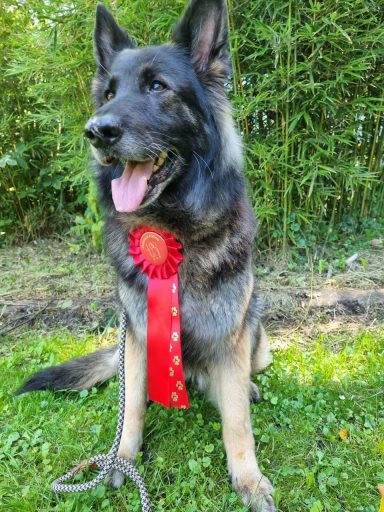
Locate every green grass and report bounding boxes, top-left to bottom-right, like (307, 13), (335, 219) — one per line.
(1, 327), (383, 512)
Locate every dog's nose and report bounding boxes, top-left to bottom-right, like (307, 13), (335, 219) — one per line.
(84, 116), (122, 147)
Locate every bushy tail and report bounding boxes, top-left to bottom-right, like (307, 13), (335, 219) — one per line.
(16, 345), (119, 395)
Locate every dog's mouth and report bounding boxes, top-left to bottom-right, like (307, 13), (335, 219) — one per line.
(111, 152), (171, 213)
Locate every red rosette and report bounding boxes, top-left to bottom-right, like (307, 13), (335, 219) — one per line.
(129, 226), (183, 279)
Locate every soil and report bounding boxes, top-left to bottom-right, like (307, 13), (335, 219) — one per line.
(1, 238), (383, 338)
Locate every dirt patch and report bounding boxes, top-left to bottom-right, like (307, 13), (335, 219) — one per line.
(1, 286), (383, 337)
(263, 286), (384, 344)
(0, 296), (116, 335)
(264, 286), (384, 321)
(1, 238), (383, 336)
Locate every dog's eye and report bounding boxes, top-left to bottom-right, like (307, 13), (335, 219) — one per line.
(105, 91), (114, 101)
(149, 80), (166, 92)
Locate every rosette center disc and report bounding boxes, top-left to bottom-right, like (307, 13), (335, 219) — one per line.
(139, 232), (168, 265)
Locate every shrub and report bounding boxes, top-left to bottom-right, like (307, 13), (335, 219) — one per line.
(1, 0), (383, 249)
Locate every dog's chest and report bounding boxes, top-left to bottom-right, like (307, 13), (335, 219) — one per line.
(117, 261), (250, 366)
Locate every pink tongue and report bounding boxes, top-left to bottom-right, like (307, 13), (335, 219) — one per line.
(111, 161), (153, 212)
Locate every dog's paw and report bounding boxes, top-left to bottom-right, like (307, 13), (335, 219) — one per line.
(107, 469), (125, 489)
(237, 474), (276, 512)
(249, 382), (262, 403)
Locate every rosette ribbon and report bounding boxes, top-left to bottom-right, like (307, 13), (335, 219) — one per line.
(129, 227), (189, 409)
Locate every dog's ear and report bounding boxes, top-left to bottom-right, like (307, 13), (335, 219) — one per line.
(94, 4), (135, 71)
(172, 0), (230, 73)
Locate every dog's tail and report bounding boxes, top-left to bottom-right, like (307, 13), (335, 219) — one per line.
(15, 345), (119, 395)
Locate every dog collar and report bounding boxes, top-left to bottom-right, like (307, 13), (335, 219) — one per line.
(129, 227), (189, 409)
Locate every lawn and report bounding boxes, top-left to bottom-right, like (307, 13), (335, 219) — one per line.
(1, 323), (383, 512)
(1, 239), (383, 511)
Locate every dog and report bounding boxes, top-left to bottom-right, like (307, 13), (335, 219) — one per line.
(17, 1), (275, 510)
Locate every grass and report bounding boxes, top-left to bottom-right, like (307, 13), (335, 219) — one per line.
(1, 237), (383, 301)
(1, 238), (383, 511)
(1, 325), (383, 512)
(0, 239), (113, 300)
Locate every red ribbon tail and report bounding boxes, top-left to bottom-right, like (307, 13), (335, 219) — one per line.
(147, 275), (189, 408)
(169, 274), (189, 409)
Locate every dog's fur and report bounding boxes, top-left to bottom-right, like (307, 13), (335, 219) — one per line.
(17, 1), (275, 510)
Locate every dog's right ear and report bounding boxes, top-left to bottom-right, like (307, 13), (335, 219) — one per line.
(94, 4), (135, 71)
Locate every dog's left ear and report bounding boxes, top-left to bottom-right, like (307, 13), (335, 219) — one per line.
(172, 0), (230, 74)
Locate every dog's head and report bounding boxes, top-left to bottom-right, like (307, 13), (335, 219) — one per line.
(85, 0), (236, 213)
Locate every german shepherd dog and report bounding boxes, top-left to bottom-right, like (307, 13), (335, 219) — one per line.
(18, 1), (275, 510)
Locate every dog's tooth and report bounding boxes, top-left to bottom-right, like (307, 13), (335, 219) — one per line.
(157, 157), (164, 167)
(153, 164), (159, 172)
(160, 151), (168, 159)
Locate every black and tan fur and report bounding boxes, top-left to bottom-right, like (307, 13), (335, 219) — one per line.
(17, 1), (275, 510)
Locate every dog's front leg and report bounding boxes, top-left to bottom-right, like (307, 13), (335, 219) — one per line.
(109, 329), (147, 488)
(209, 329), (276, 512)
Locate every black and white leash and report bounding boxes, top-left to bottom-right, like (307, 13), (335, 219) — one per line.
(51, 311), (152, 512)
